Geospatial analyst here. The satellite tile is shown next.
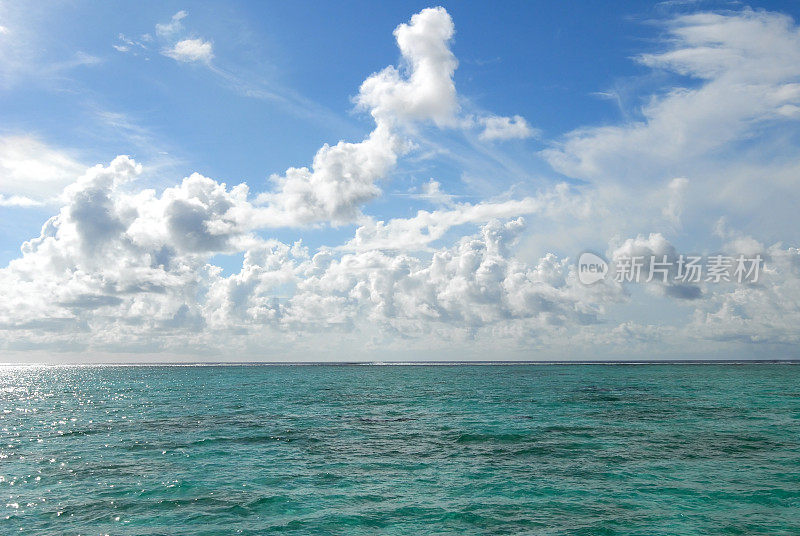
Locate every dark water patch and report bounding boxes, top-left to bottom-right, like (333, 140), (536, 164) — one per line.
(152, 496), (233, 509)
(53, 426), (111, 438)
(245, 494), (294, 510)
(357, 416), (417, 423)
(454, 432), (530, 444)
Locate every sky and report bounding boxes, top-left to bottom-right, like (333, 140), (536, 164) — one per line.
(1, 0), (800, 362)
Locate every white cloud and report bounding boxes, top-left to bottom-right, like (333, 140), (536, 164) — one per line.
(0, 156), (253, 339)
(355, 7), (536, 140)
(1, 150), (797, 359)
(155, 11), (187, 38)
(119, 12), (214, 64)
(662, 177), (689, 227)
(410, 179), (457, 207)
(341, 184), (587, 253)
(342, 199), (539, 252)
(109, 7), (473, 231)
(164, 38), (213, 63)
(0, 154), (623, 356)
(251, 124), (406, 226)
(0, 136), (85, 204)
(0, 194), (40, 207)
(249, 7), (541, 229)
(609, 233), (703, 300)
(478, 114), (537, 141)
(687, 243), (800, 346)
(250, 7), (464, 227)
(283, 218), (620, 333)
(356, 7), (459, 127)
(524, 8), (800, 267)
(114, 33), (148, 55)
(543, 10), (800, 186)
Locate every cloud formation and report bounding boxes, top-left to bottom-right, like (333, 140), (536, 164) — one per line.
(0, 194), (40, 207)
(356, 7), (459, 128)
(114, 10), (214, 65)
(164, 38), (213, 63)
(155, 10), (187, 38)
(0, 155), (622, 356)
(2, 7), (800, 361)
(0, 135), (85, 204)
(478, 115), (537, 141)
(251, 7), (536, 227)
(543, 10), (800, 186)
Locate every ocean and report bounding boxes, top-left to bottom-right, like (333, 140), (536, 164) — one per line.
(1, 363), (798, 535)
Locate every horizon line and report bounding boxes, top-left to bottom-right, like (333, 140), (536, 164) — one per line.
(1, 359), (799, 367)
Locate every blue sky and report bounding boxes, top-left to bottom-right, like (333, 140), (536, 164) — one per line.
(2, 1), (800, 361)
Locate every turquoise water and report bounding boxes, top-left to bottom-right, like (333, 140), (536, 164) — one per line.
(1, 364), (799, 535)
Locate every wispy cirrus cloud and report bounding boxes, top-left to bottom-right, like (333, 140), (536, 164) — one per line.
(155, 10), (187, 38)
(0, 194), (40, 207)
(0, 5), (101, 90)
(0, 136), (85, 205)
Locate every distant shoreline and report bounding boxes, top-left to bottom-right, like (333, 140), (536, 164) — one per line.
(1, 359), (799, 367)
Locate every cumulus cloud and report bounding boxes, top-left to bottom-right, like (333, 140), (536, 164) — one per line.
(0, 154), (623, 356)
(609, 233), (702, 300)
(355, 8), (536, 138)
(478, 114), (537, 141)
(251, 6), (534, 227)
(252, 124), (406, 226)
(164, 38), (213, 63)
(234, 9), (461, 228)
(2, 148), (797, 358)
(356, 7), (459, 127)
(283, 218), (620, 334)
(109, 6), (535, 231)
(688, 244), (800, 345)
(0, 155), (255, 339)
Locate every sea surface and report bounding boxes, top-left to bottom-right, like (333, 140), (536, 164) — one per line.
(1, 363), (799, 535)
